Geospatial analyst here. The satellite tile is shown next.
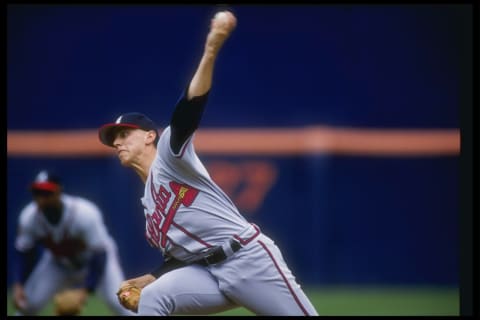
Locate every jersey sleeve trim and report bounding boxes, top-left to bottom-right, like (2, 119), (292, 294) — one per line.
(170, 134), (193, 159)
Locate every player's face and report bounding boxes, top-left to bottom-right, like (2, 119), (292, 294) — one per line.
(32, 189), (63, 224)
(112, 128), (149, 166)
(32, 190), (60, 207)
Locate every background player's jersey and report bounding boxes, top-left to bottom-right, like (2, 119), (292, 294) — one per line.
(15, 194), (116, 269)
(142, 126), (257, 262)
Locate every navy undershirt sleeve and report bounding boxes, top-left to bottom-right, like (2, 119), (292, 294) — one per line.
(149, 258), (188, 279)
(84, 250), (107, 293)
(169, 87), (209, 154)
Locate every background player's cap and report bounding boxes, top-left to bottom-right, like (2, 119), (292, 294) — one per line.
(98, 112), (158, 147)
(31, 170), (62, 192)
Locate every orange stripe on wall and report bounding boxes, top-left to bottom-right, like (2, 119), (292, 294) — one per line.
(7, 127), (460, 157)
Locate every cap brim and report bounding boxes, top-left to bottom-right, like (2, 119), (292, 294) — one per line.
(31, 182), (60, 192)
(98, 123), (140, 147)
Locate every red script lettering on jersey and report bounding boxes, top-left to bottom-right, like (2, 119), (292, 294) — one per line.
(41, 231), (87, 257)
(146, 180), (199, 249)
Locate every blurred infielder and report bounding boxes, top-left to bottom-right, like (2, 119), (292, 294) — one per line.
(12, 170), (134, 316)
(98, 10), (318, 316)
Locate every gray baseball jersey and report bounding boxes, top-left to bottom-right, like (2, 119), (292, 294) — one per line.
(142, 125), (259, 261)
(15, 194), (133, 315)
(139, 126), (318, 315)
(16, 194), (114, 266)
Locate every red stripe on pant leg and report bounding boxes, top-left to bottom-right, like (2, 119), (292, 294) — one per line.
(257, 240), (310, 315)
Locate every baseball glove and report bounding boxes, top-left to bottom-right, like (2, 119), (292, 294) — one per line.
(116, 284), (141, 313)
(53, 289), (86, 316)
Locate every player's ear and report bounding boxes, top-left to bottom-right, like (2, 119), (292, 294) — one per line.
(144, 130), (156, 145)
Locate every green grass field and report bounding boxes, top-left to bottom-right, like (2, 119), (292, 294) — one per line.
(6, 285), (459, 316)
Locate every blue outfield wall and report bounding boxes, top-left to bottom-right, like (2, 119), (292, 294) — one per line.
(6, 5), (468, 287)
(7, 155), (458, 286)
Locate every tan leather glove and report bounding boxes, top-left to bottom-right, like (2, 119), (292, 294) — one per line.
(53, 289), (87, 315)
(116, 284), (141, 313)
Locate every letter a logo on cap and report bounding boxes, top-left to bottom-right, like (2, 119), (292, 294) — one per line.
(36, 170), (49, 183)
(115, 115), (123, 124)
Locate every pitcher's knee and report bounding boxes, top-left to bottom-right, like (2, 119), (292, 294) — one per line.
(137, 284), (175, 316)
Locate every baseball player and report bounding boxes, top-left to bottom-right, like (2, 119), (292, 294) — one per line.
(12, 170), (134, 316)
(98, 10), (318, 316)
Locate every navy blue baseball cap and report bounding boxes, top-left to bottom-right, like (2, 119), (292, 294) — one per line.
(98, 112), (158, 147)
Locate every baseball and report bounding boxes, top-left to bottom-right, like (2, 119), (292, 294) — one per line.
(214, 11), (229, 22)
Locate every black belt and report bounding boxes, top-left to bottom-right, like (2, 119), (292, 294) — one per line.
(150, 239), (242, 278)
(195, 239), (242, 266)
